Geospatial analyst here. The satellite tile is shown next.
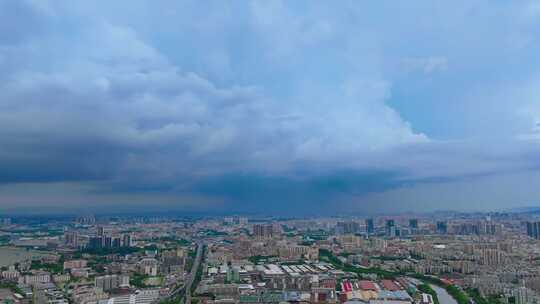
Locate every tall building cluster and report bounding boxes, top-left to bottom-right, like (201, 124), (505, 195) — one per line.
(365, 218), (374, 234)
(224, 216), (248, 226)
(253, 224), (274, 239)
(436, 221), (448, 234)
(336, 221), (360, 235)
(386, 219), (397, 237)
(526, 221), (540, 240)
(95, 274), (130, 291)
(64, 227), (133, 250)
(89, 227), (133, 249)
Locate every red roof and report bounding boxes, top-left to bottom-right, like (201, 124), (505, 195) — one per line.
(440, 278), (452, 286)
(344, 281), (353, 292)
(359, 280), (377, 291)
(381, 280), (400, 291)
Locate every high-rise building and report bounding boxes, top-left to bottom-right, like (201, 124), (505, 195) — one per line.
(64, 259), (87, 270)
(365, 218), (374, 234)
(95, 274), (130, 291)
(513, 287), (534, 304)
(480, 221), (501, 235)
(385, 219), (396, 237)
(236, 217), (248, 225)
(98, 226), (105, 237)
(480, 249), (505, 266)
(336, 221), (359, 235)
(161, 249), (185, 274)
(226, 267), (240, 283)
(103, 236), (113, 248)
(436, 221), (447, 234)
(526, 221), (540, 239)
(409, 219), (418, 229)
(76, 215), (96, 226)
(0, 218), (12, 226)
(122, 234), (133, 247)
(458, 223), (480, 235)
(253, 224), (274, 239)
(64, 231), (79, 248)
(89, 236), (103, 249)
(112, 237), (121, 248)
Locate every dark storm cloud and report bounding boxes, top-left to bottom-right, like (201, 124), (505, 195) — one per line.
(1, 1), (540, 213)
(191, 170), (403, 214)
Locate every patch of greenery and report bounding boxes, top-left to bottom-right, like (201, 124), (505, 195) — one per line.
(466, 288), (503, 304)
(176, 239), (191, 246)
(446, 285), (470, 304)
(130, 273), (150, 288)
(302, 229), (329, 241)
(248, 255), (277, 264)
(320, 249), (472, 304)
(0, 282), (24, 295)
(80, 246), (141, 256)
(0, 235), (11, 244)
(191, 246), (206, 294)
(160, 299), (180, 304)
(371, 255), (405, 261)
(89, 256), (108, 265)
(281, 225), (295, 233)
(156, 237), (191, 247)
(30, 260), (63, 274)
(418, 284), (440, 304)
(144, 245), (159, 252)
(319, 249), (396, 278)
(201, 230), (227, 237)
(280, 260), (305, 265)
(87, 255), (108, 273)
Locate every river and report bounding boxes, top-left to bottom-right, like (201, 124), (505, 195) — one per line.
(430, 284), (458, 304)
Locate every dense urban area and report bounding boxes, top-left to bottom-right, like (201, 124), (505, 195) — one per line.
(1, 212), (540, 304)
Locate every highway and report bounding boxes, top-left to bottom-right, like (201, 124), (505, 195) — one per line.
(161, 241), (203, 304)
(183, 242), (203, 304)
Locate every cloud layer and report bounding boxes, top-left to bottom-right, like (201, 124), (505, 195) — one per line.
(1, 0), (540, 214)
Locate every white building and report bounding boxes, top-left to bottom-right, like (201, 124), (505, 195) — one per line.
(98, 289), (160, 304)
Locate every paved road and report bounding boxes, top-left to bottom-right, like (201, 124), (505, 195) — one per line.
(162, 242), (203, 304)
(183, 242), (203, 304)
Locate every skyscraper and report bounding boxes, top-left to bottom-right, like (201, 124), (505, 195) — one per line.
(103, 236), (113, 248)
(436, 221), (447, 234)
(365, 218), (374, 234)
(76, 215), (96, 225)
(122, 234), (133, 247)
(526, 222), (540, 240)
(253, 224), (274, 239)
(386, 219), (396, 237)
(409, 219), (418, 229)
(64, 231), (79, 248)
(98, 226), (105, 237)
(336, 221), (359, 234)
(89, 236), (103, 249)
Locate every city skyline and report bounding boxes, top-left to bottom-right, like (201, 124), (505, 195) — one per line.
(1, 1), (540, 214)
(1, 211), (540, 303)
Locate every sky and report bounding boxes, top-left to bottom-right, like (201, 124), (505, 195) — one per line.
(1, 0), (540, 215)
